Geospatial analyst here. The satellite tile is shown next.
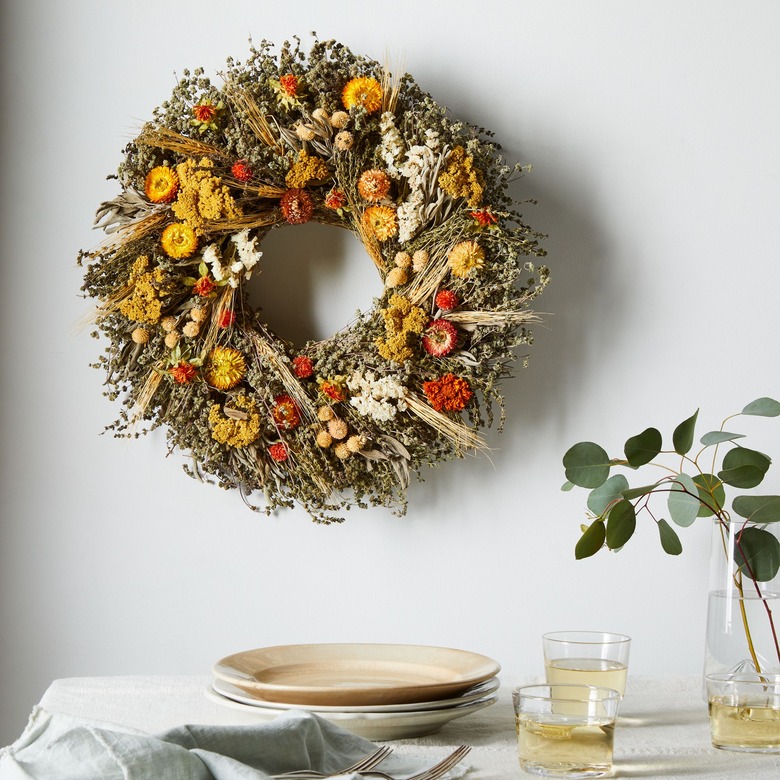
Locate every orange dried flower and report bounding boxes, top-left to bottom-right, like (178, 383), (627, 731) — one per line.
(357, 169), (391, 201)
(319, 379), (346, 403)
(145, 166), (179, 203)
(170, 361), (197, 384)
(193, 276), (216, 297)
(272, 394), (301, 430)
(435, 290), (460, 311)
(422, 373), (474, 413)
(324, 189), (347, 211)
(193, 103), (217, 123)
(362, 205), (397, 241)
(292, 355), (314, 378)
(231, 160), (253, 182)
(341, 76), (383, 114)
(279, 74), (300, 97)
(280, 188), (314, 224)
(217, 310), (235, 328)
(268, 442), (289, 462)
(470, 208), (498, 227)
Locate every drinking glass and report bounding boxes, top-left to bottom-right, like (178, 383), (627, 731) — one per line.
(706, 673), (780, 752)
(543, 631), (631, 697)
(513, 684), (620, 778)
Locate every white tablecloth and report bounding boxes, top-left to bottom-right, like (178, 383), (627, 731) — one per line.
(18, 674), (780, 778)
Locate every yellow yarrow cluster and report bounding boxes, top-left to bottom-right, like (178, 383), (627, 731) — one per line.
(438, 146), (484, 208)
(172, 157), (242, 234)
(119, 255), (168, 324)
(208, 396), (262, 447)
(285, 150), (330, 189)
(375, 294), (428, 363)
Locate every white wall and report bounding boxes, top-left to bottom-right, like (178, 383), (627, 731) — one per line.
(2, 0), (779, 745)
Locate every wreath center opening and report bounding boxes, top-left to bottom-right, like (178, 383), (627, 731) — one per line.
(248, 222), (382, 347)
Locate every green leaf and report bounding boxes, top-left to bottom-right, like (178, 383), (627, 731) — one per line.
(575, 520), (606, 560)
(700, 431), (746, 446)
(182, 276), (198, 286)
(587, 474), (630, 516)
(622, 483), (661, 500)
(734, 527), (780, 582)
(563, 442), (611, 489)
(692, 473), (725, 517)
(718, 447), (771, 489)
(658, 518), (683, 555)
(624, 427), (662, 468)
(742, 397), (780, 417)
(667, 473), (700, 527)
(732, 495), (780, 523)
(561, 480), (575, 492)
(673, 409), (699, 455)
(606, 500), (636, 549)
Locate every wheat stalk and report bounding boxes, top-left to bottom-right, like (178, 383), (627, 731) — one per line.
(136, 126), (224, 159)
(406, 392), (488, 453)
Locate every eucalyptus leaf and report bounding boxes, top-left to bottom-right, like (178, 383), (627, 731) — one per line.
(700, 431), (746, 446)
(624, 427), (662, 468)
(622, 483), (661, 500)
(587, 474), (630, 516)
(742, 397), (780, 417)
(718, 447), (771, 489)
(606, 499), (636, 549)
(732, 495), (780, 523)
(692, 473), (725, 517)
(734, 527), (780, 582)
(575, 520), (606, 560)
(673, 409), (699, 455)
(561, 480), (575, 492)
(667, 473), (700, 527)
(563, 442), (611, 489)
(657, 518), (683, 555)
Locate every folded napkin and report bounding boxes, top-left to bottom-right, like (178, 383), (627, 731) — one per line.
(0, 708), (457, 780)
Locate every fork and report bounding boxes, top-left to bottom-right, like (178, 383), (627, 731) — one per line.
(274, 745), (393, 778)
(275, 744), (470, 780)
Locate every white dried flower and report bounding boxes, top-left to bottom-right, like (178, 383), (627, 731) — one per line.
(347, 371), (409, 422)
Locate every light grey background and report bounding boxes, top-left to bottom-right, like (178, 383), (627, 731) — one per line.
(2, 0), (779, 746)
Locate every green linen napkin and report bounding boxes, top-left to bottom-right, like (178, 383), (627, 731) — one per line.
(0, 707), (430, 780)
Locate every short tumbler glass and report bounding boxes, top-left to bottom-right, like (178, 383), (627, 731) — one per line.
(513, 684), (620, 778)
(543, 631), (631, 697)
(706, 673), (780, 752)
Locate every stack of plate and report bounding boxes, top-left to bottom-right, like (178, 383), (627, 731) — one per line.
(207, 643), (501, 740)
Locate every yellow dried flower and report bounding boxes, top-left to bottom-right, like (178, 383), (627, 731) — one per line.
(209, 396), (261, 448)
(285, 150), (330, 189)
(204, 346), (246, 390)
(317, 405), (335, 422)
(375, 294), (427, 363)
(341, 77), (383, 114)
(316, 429), (333, 448)
(172, 157), (242, 234)
(394, 251), (412, 269)
(362, 205), (397, 241)
(412, 249), (430, 272)
(330, 110), (349, 128)
(346, 434), (366, 453)
(182, 321), (200, 338)
(327, 418), (348, 440)
(164, 331), (180, 349)
(161, 222), (198, 258)
(119, 262), (169, 324)
(438, 145), (484, 208)
(448, 240), (486, 278)
(335, 131), (354, 151)
(131, 328), (149, 344)
(333, 442), (351, 459)
(385, 267), (408, 288)
(145, 166), (179, 204)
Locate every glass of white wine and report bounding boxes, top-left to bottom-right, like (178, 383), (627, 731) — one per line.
(707, 673), (780, 752)
(543, 631), (631, 697)
(513, 684), (620, 778)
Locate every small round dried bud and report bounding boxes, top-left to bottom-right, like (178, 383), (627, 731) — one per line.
(131, 328), (149, 345)
(161, 316), (177, 332)
(335, 131), (354, 151)
(295, 123), (315, 141)
(394, 251), (412, 269)
(317, 405), (335, 422)
(385, 267), (408, 288)
(312, 107), (329, 122)
(330, 110), (349, 129)
(333, 442), (351, 459)
(190, 307), (208, 323)
(182, 321), (200, 338)
(327, 418), (348, 440)
(412, 249), (430, 272)
(164, 331), (180, 349)
(346, 434), (366, 453)
(316, 430), (333, 448)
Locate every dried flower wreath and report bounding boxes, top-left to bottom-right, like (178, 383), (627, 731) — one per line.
(79, 37), (549, 523)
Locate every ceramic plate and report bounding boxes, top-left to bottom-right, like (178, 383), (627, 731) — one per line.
(204, 685), (498, 740)
(212, 675), (500, 712)
(212, 643), (501, 706)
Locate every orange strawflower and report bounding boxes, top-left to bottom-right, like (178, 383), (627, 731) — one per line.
(362, 205), (397, 241)
(422, 373), (473, 413)
(357, 169), (391, 201)
(145, 166), (179, 203)
(204, 346), (246, 390)
(341, 76), (383, 113)
(280, 188), (314, 224)
(272, 394), (301, 430)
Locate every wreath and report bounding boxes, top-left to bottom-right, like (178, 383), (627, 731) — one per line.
(79, 37), (549, 523)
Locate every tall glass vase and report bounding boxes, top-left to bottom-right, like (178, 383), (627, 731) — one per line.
(704, 519), (780, 679)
